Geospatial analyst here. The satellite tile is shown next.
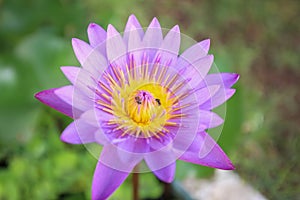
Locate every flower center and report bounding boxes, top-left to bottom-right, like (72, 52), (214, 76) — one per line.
(127, 82), (173, 126)
(128, 90), (158, 124)
(97, 56), (186, 138)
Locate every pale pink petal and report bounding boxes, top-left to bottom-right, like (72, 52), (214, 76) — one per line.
(198, 110), (224, 129)
(72, 38), (93, 66)
(81, 49), (108, 77)
(60, 66), (80, 85)
(176, 39), (210, 70)
(99, 144), (143, 172)
(116, 136), (149, 154)
(144, 147), (176, 174)
(54, 85), (93, 112)
(72, 69), (97, 98)
(124, 14), (144, 45)
(60, 119), (97, 144)
(198, 73), (240, 88)
(194, 85), (220, 106)
(87, 23), (107, 56)
(154, 25), (180, 66)
(200, 89), (236, 110)
(127, 26), (143, 67)
(106, 24), (127, 67)
(198, 39), (210, 53)
(143, 17), (163, 62)
(181, 55), (214, 86)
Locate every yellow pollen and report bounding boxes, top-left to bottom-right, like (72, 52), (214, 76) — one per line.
(128, 90), (160, 124)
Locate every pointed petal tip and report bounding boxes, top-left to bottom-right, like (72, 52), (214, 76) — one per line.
(60, 124), (77, 144)
(128, 14), (138, 21)
(224, 73), (240, 83)
(201, 38), (210, 45)
(71, 37), (80, 45)
(199, 39), (211, 52)
(169, 25), (180, 34)
(107, 24), (120, 37)
(153, 165), (176, 183)
(163, 175), (175, 183)
(233, 73), (240, 81)
(107, 24), (116, 31)
(59, 133), (82, 144)
(34, 89), (52, 102)
(60, 66), (71, 73)
(229, 163), (235, 170)
(60, 133), (69, 144)
(88, 22), (98, 29)
(222, 158), (235, 170)
(34, 91), (43, 101)
(149, 17), (160, 28)
(228, 88), (236, 96)
(173, 24), (180, 31)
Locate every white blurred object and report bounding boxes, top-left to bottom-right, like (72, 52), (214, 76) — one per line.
(182, 169), (267, 200)
(0, 67), (16, 85)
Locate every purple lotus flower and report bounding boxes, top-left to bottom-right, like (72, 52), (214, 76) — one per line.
(35, 14), (239, 200)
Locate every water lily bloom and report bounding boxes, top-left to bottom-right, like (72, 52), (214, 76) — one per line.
(35, 14), (239, 200)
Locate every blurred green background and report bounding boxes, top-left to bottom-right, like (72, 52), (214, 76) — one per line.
(0, 0), (299, 199)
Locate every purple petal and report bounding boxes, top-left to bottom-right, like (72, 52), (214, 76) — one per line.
(72, 68), (97, 98)
(72, 39), (107, 76)
(198, 110), (224, 129)
(143, 17), (163, 62)
(80, 49), (108, 78)
(179, 131), (234, 170)
(94, 129), (109, 145)
(78, 110), (113, 145)
(200, 88), (236, 110)
(54, 85), (93, 112)
(155, 25), (180, 66)
(127, 26), (143, 67)
(60, 66), (80, 85)
(99, 144), (143, 172)
(198, 73), (240, 89)
(80, 109), (100, 127)
(35, 88), (77, 118)
(144, 147), (176, 174)
(87, 23), (107, 56)
(72, 38), (93, 66)
(194, 85), (220, 106)
(182, 55), (214, 86)
(116, 136), (149, 154)
(92, 160), (130, 200)
(124, 14), (144, 44)
(152, 162), (176, 183)
(176, 39), (210, 70)
(106, 24), (127, 67)
(149, 134), (175, 151)
(60, 119), (97, 144)
(94, 108), (114, 122)
(198, 39), (210, 53)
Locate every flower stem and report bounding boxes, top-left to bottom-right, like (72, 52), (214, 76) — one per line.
(132, 165), (139, 200)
